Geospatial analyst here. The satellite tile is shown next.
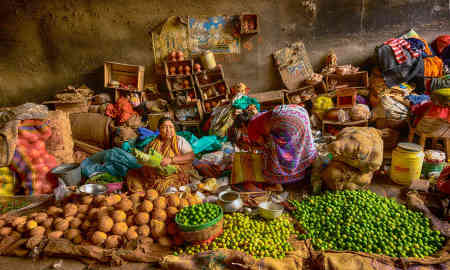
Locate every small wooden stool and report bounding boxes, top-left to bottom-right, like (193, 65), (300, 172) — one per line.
(408, 126), (450, 162)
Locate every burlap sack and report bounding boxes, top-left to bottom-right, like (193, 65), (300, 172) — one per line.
(328, 127), (383, 173)
(46, 110), (74, 164)
(321, 160), (373, 190)
(160, 240), (308, 270)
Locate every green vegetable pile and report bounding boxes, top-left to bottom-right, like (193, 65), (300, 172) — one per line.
(290, 190), (446, 258)
(176, 202), (221, 226)
(0, 200), (30, 214)
(176, 213), (297, 259)
(86, 173), (122, 184)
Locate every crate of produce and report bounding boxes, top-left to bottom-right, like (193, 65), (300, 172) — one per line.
(164, 59), (194, 77)
(194, 66), (230, 113)
(174, 100), (204, 122)
(166, 75), (197, 103)
(325, 71), (369, 91)
(104, 61), (145, 91)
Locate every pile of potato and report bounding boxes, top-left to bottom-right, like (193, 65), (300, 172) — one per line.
(0, 189), (202, 250)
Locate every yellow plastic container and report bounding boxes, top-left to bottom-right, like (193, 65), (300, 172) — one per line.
(390, 143), (424, 186)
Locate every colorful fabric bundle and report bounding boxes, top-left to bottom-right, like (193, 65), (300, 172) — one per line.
(106, 97), (137, 124)
(384, 38), (419, 64)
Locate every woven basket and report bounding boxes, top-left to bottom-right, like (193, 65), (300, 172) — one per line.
(179, 218), (223, 244)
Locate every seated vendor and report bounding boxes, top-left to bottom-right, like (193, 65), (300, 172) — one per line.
(127, 117), (195, 193)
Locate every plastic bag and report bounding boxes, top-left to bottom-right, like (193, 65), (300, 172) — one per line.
(80, 147), (141, 178)
(177, 131), (226, 154)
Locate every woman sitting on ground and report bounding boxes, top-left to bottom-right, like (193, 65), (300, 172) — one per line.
(127, 117), (195, 193)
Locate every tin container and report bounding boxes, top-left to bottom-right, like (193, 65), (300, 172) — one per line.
(201, 50), (216, 70)
(217, 190), (243, 213)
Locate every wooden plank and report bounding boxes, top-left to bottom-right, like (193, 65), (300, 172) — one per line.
(74, 139), (104, 155)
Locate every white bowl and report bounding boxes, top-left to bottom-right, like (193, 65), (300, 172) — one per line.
(258, 201), (284, 219)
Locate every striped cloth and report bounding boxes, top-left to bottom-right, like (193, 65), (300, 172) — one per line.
(384, 38), (419, 64)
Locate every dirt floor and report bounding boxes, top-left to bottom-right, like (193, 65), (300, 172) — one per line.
(0, 174), (445, 269)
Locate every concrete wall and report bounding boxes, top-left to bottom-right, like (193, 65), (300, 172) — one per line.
(0, 0), (449, 107)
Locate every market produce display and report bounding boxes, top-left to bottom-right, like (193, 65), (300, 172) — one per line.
(176, 213), (297, 259)
(290, 190), (446, 258)
(11, 120), (59, 194)
(176, 202), (221, 227)
(0, 190), (201, 251)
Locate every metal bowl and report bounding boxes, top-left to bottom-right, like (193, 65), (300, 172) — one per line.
(258, 201), (284, 219)
(79, 184), (107, 195)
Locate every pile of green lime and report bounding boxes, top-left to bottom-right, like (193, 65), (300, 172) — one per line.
(176, 213), (298, 259)
(290, 190), (446, 258)
(176, 202), (221, 226)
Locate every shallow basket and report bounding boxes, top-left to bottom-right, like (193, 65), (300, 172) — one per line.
(175, 205), (223, 232)
(179, 218), (223, 244)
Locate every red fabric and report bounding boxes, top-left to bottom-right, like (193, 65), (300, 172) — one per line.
(384, 38), (419, 64)
(432, 35), (450, 55)
(202, 117), (211, 133)
(105, 97), (136, 124)
(247, 111), (272, 143)
(437, 166), (450, 195)
(412, 101), (450, 126)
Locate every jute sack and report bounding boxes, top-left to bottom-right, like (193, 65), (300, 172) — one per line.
(46, 110), (74, 164)
(328, 127), (383, 173)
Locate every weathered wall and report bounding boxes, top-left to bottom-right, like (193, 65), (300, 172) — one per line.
(0, 0), (449, 107)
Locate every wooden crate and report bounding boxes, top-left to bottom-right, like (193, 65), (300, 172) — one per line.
(174, 100), (204, 122)
(194, 66), (230, 113)
(166, 75), (197, 103)
(325, 71), (369, 91)
(240, 14), (258, 34)
(248, 90), (284, 111)
(164, 59), (194, 77)
(336, 87), (357, 108)
(104, 61), (145, 91)
(322, 119), (368, 136)
(285, 85), (316, 104)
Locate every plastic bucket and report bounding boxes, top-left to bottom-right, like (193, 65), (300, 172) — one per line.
(51, 163), (82, 186)
(390, 143), (424, 186)
(422, 161), (445, 178)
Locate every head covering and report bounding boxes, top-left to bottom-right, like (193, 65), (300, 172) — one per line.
(247, 111), (272, 143)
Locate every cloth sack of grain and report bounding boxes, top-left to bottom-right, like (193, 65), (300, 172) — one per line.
(328, 127), (383, 173)
(91, 93), (112, 105)
(321, 160), (373, 190)
(46, 110), (74, 164)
